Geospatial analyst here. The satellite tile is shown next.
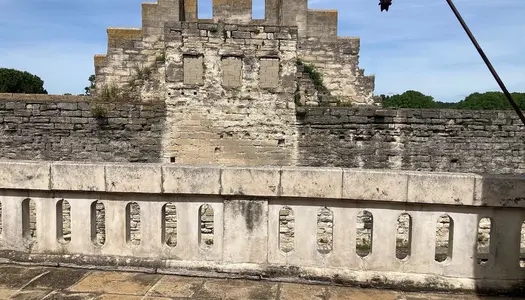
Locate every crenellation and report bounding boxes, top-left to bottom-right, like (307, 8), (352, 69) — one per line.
(91, 0), (376, 164)
(306, 9), (338, 38)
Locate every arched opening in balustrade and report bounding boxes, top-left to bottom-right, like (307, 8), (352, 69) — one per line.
(521, 222), (525, 268)
(126, 202), (141, 246)
(252, 0), (265, 19)
(22, 198), (37, 239)
(91, 201), (106, 246)
(356, 210), (373, 257)
(435, 215), (454, 262)
(476, 217), (492, 265)
(56, 200), (71, 244)
(199, 204), (214, 247)
(396, 213), (412, 260)
(162, 203), (177, 247)
(197, 0), (212, 19)
(279, 207), (295, 253)
(317, 207), (333, 254)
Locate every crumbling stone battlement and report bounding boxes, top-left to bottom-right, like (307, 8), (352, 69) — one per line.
(94, 0), (375, 105)
(93, 0), (376, 164)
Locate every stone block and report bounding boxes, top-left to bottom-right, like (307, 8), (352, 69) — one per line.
(163, 165), (221, 194)
(223, 199), (268, 263)
(221, 166), (280, 196)
(51, 163), (105, 191)
(105, 164), (162, 193)
(343, 169), (408, 202)
(280, 167), (342, 198)
(407, 172), (475, 205)
(0, 161), (50, 190)
(474, 174), (525, 208)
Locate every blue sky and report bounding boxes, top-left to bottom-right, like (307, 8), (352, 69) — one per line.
(0, 0), (523, 102)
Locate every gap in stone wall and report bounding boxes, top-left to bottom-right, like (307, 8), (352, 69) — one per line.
(199, 204), (214, 247)
(252, 0), (265, 19)
(356, 211), (373, 257)
(163, 203), (177, 247)
(316, 207), (333, 254)
(126, 202), (141, 246)
(22, 199), (37, 239)
(435, 215), (454, 262)
(198, 0), (213, 18)
(57, 200), (71, 244)
(396, 213), (411, 260)
(91, 201), (106, 246)
(279, 207), (294, 253)
(477, 217), (492, 265)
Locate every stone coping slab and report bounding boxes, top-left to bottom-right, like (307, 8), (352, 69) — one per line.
(0, 160), (523, 208)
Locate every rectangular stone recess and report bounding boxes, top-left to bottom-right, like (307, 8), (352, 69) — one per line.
(259, 58), (279, 88)
(221, 56), (242, 88)
(183, 54), (204, 85)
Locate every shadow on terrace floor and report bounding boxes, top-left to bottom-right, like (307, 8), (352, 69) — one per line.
(0, 264), (523, 300)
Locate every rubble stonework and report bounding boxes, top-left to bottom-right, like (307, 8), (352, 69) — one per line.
(94, 0), (375, 165)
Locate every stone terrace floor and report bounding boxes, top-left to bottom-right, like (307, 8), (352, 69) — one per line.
(0, 265), (523, 300)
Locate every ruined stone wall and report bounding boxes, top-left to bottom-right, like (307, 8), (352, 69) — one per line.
(297, 107), (525, 174)
(297, 38), (375, 105)
(162, 22), (298, 165)
(0, 94), (165, 163)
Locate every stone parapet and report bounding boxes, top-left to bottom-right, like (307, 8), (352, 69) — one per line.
(0, 161), (524, 295)
(0, 161), (523, 208)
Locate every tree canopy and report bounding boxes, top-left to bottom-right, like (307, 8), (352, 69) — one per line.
(0, 68), (48, 94)
(380, 90), (525, 110)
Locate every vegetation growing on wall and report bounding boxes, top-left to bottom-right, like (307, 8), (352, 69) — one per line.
(99, 84), (123, 102)
(0, 68), (48, 94)
(296, 59), (327, 93)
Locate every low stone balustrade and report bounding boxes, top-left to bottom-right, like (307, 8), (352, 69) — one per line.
(0, 161), (524, 294)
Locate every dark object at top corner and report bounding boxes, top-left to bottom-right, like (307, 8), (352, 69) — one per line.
(379, 0), (392, 11)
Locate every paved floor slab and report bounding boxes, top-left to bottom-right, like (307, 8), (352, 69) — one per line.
(194, 278), (278, 300)
(147, 275), (203, 298)
(69, 271), (160, 296)
(0, 265), (521, 299)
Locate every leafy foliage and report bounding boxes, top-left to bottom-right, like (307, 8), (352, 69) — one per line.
(296, 59), (327, 93)
(381, 90), (525, 110)
(0, 68), (47, 94)
(381, 90), (438, 108)
(84, 74), (96, 96)
(455, 92), (525, 110)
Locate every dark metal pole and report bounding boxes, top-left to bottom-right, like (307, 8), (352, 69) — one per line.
(445, 0), (525, 126)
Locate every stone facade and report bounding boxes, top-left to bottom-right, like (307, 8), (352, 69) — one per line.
(0, 94), (165, 163)
(93, 0), (375, 165)
(298, 107), (525, 174)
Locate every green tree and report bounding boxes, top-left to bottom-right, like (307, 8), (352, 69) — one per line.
(456, 91), (525, 110)
(0, 68), (47, 94)
(84, 74), (96, 95)
(382, 90), (438, 108)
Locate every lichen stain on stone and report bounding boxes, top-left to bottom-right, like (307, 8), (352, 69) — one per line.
(239, 201), (262, 232)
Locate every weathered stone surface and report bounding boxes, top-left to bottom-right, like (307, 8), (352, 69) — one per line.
(163, 165), (221, 194)
(298, 107), (525, 175)
(51, 163), (105, 191)
(343, 169), (408, 202)
(105, 164), (162, 193)
(221, 167), (280, 196)
(0, 161), (49, 190)
(407, 172), (475, 205)
(0, 96), (166, 163)
(280, 167), (342, 198)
